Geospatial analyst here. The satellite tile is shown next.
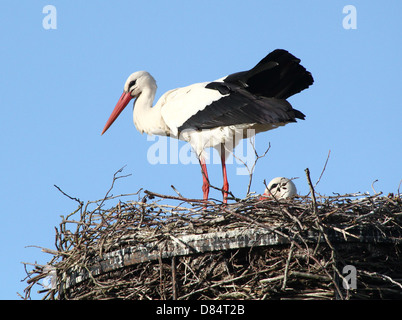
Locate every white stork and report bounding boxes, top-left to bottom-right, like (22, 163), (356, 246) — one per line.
(101, 49), (313, 203)
(261, 177), (298, 200)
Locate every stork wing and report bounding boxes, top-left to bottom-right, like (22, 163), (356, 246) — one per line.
(159, 82), (226, 136)
(161, 49), (312, 134)
(179, 82), (305, 131)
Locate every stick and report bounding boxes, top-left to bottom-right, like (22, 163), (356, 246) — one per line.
(171, 256), (178, 299)
(305, 168), (318, 215)
(314, 150), (331, 188)
(144, 190), (214, 205)
(54, 185), (83, 205)
(281, 242), (295, 290)
(171, 185), (183, 198)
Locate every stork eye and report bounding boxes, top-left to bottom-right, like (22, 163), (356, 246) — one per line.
(128, 80), (137, 90)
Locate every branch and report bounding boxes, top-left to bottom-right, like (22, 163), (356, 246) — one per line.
(314, 149), (331, 188)
(54, 185), (83, 205)
(305, 168), (317, 215)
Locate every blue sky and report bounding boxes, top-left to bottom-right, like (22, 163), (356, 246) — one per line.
(1, 1), (401, 299)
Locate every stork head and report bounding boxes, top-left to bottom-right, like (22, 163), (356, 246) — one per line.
(262, 177), (297, 200)
(123, 71), (157, 97)
(101, 71), (156, 135)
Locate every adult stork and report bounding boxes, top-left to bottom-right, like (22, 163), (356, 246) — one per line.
(101, 49), (313, 203)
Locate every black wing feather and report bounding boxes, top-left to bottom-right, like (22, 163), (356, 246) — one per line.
(225, 49), (314, 99)
(179, 82), (304, 131)
(179, 49), (313, 132)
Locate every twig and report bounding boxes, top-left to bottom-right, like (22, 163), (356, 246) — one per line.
(158, 250), (166, 300)
(305, 168), (317, 215)
(171, 185), (183, 198)
(371, 179), (379, 194)
(246, 141), (271, 196)
(54, 185), (83, 205)
(24, 245), (59, 256)
(304, 168), (344, 298)
(281, 242), (295, 290)
(314, 150), (331, 188)
(172, 256), (178, 299)
(144, 190), (214, 205)
(363, 272), (402, 290)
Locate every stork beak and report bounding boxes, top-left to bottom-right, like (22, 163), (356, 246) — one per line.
(259, 191), (271, 200)
(101, 92), (133, 135)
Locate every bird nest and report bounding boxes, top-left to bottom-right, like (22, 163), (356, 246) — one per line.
(22, 170), (402, 300)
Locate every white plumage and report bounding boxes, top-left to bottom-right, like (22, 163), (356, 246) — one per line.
(102, 49), (313, 203)
(262, 177), (298, 200)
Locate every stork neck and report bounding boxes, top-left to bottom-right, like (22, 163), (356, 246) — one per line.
(133, 87), (163, 135)
(136, 87), (155, 111)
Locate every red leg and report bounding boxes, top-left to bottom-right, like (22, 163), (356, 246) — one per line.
(200, 157), (209, 201)
(221, 153), (229, 204)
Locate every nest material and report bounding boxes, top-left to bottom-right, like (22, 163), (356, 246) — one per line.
(22, 175), (402, 300)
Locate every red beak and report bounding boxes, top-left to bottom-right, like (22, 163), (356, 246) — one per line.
(259, 192), (271, 200)
(101, 92), (133, 135)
